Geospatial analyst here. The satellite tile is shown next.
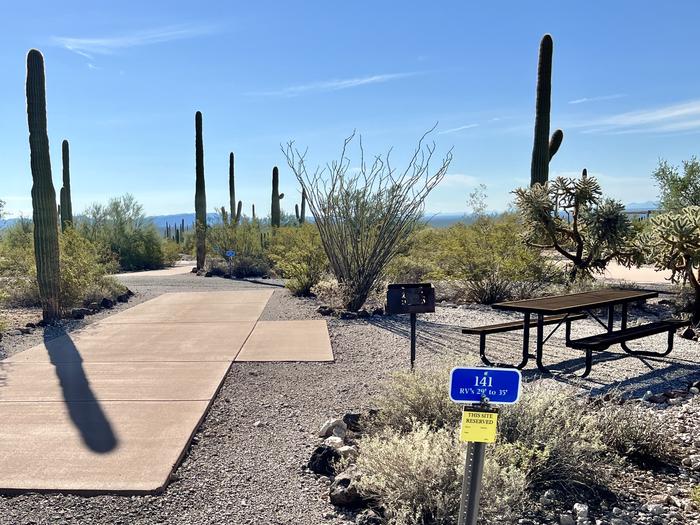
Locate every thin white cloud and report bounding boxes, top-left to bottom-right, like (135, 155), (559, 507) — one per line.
(438, 123), (479, 134)
(53, 25), (215, 59)
(441, 174), (479, 187)
(249, 72), (419, 97)
(576, 99), (700, 135)
(568, 93), (627, 105)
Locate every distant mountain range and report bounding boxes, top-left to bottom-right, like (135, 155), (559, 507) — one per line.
(0, 202), (661, 231)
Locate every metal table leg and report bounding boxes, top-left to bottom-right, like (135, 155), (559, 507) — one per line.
(535, 313), (551, 374)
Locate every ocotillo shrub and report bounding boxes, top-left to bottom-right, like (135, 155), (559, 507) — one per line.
(26, 49), (61, 320)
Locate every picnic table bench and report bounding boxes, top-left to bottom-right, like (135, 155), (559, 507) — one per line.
(462, 288), (690, 377)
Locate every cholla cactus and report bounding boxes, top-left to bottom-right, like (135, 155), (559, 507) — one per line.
(514, 169), (634, 281)
(637, 207), (700, 320)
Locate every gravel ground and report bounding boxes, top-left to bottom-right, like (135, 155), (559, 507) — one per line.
(1, 273), (700, 524)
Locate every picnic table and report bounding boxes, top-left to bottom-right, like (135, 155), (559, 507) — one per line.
(463, 288), (689, 377)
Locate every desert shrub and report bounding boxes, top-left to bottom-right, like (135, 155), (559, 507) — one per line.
(372, 370), (461, 433)
(311, 277), (387, 310)
(596, 402), (674, 464)
(498, 382), (608, 496)
(691, 485), (700, 506)
(268, 224), (328, 295)
(0, 223), (124, 309)
(653, 157), (700, 212)
(355, 423), (525, 525)
(77, 194), (169, 271)
(231, 255), (270, 278)
(284, 130), (452, 311)
(387, 215), (565, 303)
(161, 239), (181, 267)
(514, 170), (635, 282)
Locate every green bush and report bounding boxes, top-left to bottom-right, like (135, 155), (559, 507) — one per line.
(268, 224), (328, 295)
(77, 194), (170, 271)
(231, 254), (270, 278)
(0, 223), (125, 309)
(386, 215), (565, 303)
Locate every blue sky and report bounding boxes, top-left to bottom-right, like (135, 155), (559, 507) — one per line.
(2, 1), (700, 218)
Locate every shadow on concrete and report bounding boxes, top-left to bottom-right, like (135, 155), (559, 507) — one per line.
(44, 328), (118, 454)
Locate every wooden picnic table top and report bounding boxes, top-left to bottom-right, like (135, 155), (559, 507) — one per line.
(492, 288), (658, 315)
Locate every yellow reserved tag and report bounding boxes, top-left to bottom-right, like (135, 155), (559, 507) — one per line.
(459, 410), (498, 443)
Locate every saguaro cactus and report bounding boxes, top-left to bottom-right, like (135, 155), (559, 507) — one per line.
(271, 166), (284, 227)
(295, 188), (307, 225)
(59, 139), (73, 231)
(26, 49), (60, 321)
(252, 204), (257, 221)
(530, 34), (563, 187)
(195, 111), (207, 270)
(229, 152), (242, 225)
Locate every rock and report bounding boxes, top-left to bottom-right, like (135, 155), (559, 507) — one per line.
(319, 418), (348, 439)
(329, 467), (365, 508)
(646, 503), (664, 516)
(339, 311), (358, 320)
(343, 412), (362, 432)
(116, 293), (130, 303)
(71, 308), (91, 319)
(371, 307), (384, 316)
(357, 309), (370, 319)
(574, 503), (589, 518)
(190, 267), (198, 273)
(317, 306), (334, 316)
(204, 271), (213, 278)
(308, 445), (340, 476)
(25, 322), (37, 328)
(646, 394), (668, 404)
(681, 326), (697, 340)
(642, 391), (654, 401)
(610, 520), (629, 525)
(6, 329), (22, 336)
(100, 297), (114, 309)
(338, 445), (358, 459)
(88, 302), (100, 312)
(324, 436), (344, 449)
(18, 327), (33, 334)
(559, 514), (575, 525)
(690, 387), (700, 395)
(355, 509), (382, 525)
(252, 421), (263, 427)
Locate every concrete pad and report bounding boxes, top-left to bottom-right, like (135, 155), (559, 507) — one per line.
(0, 400), (208, 493)
(146, 290), (274, 305)
(101, 301), (268, 323)
(0, 362), (231, 402)
(235, 320), (333, 362)
(6, 322), (256, 363)
(116, 263), (194, 278)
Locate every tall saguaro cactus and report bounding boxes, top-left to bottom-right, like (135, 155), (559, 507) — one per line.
(194, 111), (207, 270)
(271, 166), (284, 227)
(530, 34), (563, 187)
(59, 139), (73, 231)
(228, 152), (242, 225)
(26, 49), (61, 321)
(295, 188), (306, 224)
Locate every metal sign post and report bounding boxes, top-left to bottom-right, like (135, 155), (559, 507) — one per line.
(225, 250), (236, 276)
(449, 367), (521, 525)
(386, 283), (435, 370)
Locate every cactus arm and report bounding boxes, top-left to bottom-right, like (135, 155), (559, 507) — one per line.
(549, 129), (563, 161)
(271, 166), (281, 227)
(60, 139), (72, 230)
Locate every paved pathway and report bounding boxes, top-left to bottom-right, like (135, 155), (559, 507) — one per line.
(0, 290), (332, 494)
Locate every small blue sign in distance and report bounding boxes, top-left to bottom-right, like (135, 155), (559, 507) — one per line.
(225, 250), (236, 258)
(449, 367), (522, 405)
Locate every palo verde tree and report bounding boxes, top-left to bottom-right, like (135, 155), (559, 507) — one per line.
(514, 170), (634, 281)
(26, 49), (61, 321)
(194, 111), (207, 270)
(652, 157), (700, 211)
(283, 129), (452, 311)
(637, 207), (700, 322)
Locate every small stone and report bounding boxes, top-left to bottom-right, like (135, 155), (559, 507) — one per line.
(100, 297), (114, 309)
(355, 509), (382, 525)
(329, 467), (365, 508)
(339, 311), (358, 320)
(646, 504), (664, 516)
(690, 387), (700, 395)
(560, 514), (575, 525)
(338, 445), (358, 458)
(252, 421), (263, 427)
(371, 307), (384, 316)
(6, 329), (22, 336)
(317, 305), (333, 316)
(343, 412), (362, 432)
(357, 309), (370, 319)
(324, 436), (344, 449)
(681, 327), (697, 340)
(308, 445), (340, 476)
(574, 503), (589, 518)
(319, 418), (347, 439)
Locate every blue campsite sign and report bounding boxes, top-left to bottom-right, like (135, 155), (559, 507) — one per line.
(449, 367), (522, 405)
